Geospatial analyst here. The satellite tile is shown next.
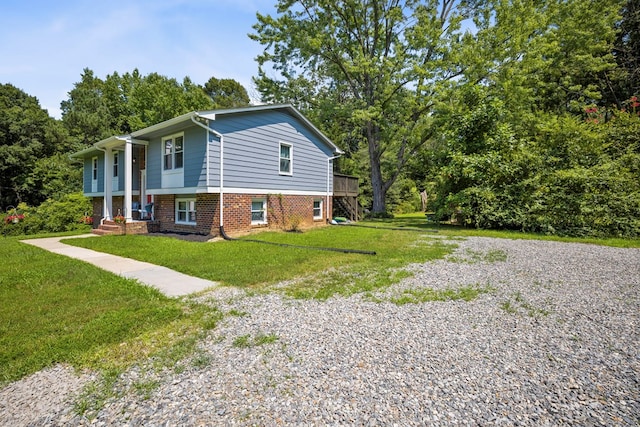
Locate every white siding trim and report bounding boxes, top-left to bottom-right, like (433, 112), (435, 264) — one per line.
(222, 187), (329, 196)
(146, 187), (330, 196)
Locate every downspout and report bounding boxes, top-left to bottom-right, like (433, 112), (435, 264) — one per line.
(191, 114), (225, 235)
(326, 155), (341, 222)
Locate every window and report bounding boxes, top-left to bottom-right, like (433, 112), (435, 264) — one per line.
(251, 198), (267, 224)
(176, 198), (196, 224)
(113, 152), (119, 177)
(313, 199), (323, 220)
(279, 142), (292, 175)
(164, 134), (184, 170)
(92, 157), (98, 180)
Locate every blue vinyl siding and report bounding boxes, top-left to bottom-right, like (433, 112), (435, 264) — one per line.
(146, 125), (206, 190)
(79, 107), (336, 196)
(83, 153), (104, 194)
(209, 111), (333, 192)
(146, 138), (161, 189)
(184, 126), (207, 187)
(83, 157), (92, 193)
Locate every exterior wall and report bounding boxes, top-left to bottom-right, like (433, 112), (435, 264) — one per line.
(83, 152), (105, 194)
(221, 193), (328, 235)
(154, 194), (219, 235)
(82, 147), (144, 195)
(91, 197), (103, 227)
(209, 111), (334, 193)
(91, 192), (332, 236)
(146, 125), (205, 191)
(91, 196), (144, 224)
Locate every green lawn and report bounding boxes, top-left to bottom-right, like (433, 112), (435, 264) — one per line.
(64, 224), (454, 298)
(363, 213), (640, 248)
(0, 236), (219, 387)
(3, 217), (637, 388)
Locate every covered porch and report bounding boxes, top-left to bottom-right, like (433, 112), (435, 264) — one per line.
(93, 136), (151, 223)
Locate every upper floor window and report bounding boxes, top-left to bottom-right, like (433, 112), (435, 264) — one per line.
(113, 152), (119, 177)
(92, 157), (98, 180)
(279, 142), (292, 175)
(163, 133), (184, 171)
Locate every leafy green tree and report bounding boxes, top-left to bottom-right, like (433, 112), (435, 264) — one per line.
(0, 83), (71, 207)
(62, 69), (215, 139)
(60, 68), (114, 145)
(605, 0), (640, 106)
(203, 77), (250, 108)
(251, 0), (551, 214)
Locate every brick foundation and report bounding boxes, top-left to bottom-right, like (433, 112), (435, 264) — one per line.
(90, 193), (331, 236)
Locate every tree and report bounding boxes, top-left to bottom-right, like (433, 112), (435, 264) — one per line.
(62, 69), (216, 140)
(203, 77), (250, 108)
(605, 0), (640, 106)
(251, 0), (546, 214)
(0, 84), (73, 207)
(60, 68), (114, 146)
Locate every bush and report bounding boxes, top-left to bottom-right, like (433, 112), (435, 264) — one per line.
(0, 193), (93, 236)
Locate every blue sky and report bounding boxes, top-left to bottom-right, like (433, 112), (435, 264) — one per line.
(0, 0), (277, 118)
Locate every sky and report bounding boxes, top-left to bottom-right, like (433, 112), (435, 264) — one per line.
(0, 0), (278, 119)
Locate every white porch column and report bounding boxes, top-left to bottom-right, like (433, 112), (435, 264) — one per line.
(124, 139), (133, 222)
(103, 147), (113, 221)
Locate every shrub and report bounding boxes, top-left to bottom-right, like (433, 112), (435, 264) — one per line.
(0, 193), (93, 236)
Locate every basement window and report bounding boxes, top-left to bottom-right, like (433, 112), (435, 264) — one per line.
(251, 198), (267, 225)
(176, 197), (196, 225)
(313, 199), (323, 220)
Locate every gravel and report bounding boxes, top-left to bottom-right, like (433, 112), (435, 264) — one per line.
(1, 236), (638, 426)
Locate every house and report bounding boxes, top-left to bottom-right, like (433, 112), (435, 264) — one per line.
(71, 104), (344, 236)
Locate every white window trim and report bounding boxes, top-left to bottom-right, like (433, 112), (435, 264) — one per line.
(163, 132), (185, 172)
(279, 142), (293, 176)
(313, 199), (323, 220)
(175, 197), (196, 225)
(251, 198), (267, 225)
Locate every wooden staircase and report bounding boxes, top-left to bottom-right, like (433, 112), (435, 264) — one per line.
(92, 220), (124, 236)
(334, 196), (362, 221)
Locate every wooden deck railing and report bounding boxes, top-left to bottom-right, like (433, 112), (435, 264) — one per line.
(333, 174), (359, 197)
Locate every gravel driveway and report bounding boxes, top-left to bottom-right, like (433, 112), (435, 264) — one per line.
(2, 236), (638, 426)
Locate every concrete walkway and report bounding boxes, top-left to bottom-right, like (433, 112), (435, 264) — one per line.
(21, 235), (218, 297)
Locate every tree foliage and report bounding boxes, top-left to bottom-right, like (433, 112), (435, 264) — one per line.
(251, 0), (595, 214)
(203, 77), (250, 108)
(0, 84), (78, 208)
(61, 69), (251, 146)
(605, 0), (640, 106)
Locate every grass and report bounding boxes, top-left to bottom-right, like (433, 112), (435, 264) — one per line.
(448, 248), (508, 264)
(3, 214), (638, 392)
(389, 283), (495, 305)
(232, 333), (279, 348)
(361, 213), (640, 248)
(500, 291), (551, 318)
(64, 225), (455, 292)
(0, 236), (221, 387)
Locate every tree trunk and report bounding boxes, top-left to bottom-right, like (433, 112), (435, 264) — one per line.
(367, 122), (387, 214)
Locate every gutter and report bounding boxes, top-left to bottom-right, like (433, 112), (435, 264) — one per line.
(190, 114), (225, 234)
